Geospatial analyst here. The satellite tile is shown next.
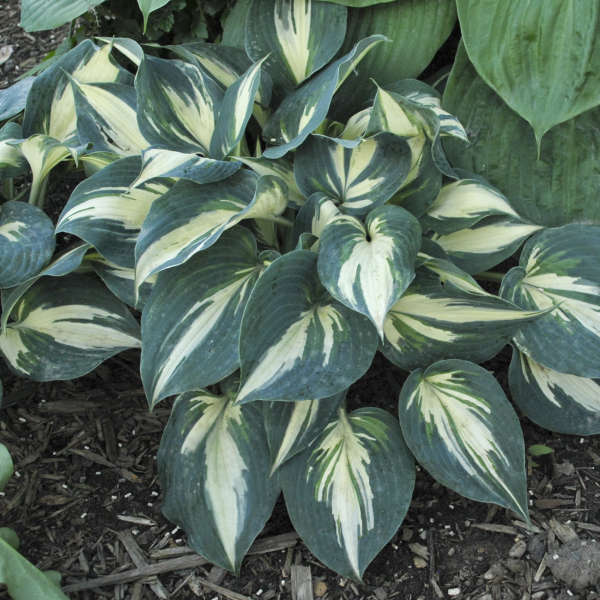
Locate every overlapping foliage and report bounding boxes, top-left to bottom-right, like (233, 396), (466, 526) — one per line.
(1, 0), (599, 587)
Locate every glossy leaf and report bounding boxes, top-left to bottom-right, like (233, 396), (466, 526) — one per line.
(509, 348), (600, 436)
(0, 78), (34, 122)
(399, 359), (528, 520)
(318, 205), (421, 336)
(500, 224), (600, 378)
(281, 407), (415, 580)
(137, 0), (171, 32)
(20, 0), (106, 31)
(457, 0), (600, 148)
(158, 389), (280, 573)
(443, 44), (600, 226)
(0, 274), (140, 381)
(0, 123), (27, 178)
(293, 192), (341, 249)
(237, 250), (378, 403)
(0, 201), (55, 289)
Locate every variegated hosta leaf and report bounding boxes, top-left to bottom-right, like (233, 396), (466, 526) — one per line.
(23, 41), (130, 144)
(237, 250), (378, 404)
(280, 407), (415, 581)
(0, 201), (55, 289)
(157, 389), (280, 573)
(245, 0), (347, 90)
(96, 37), (144, 67)
(72, 81), (149, 156)
(209, 58), (265, 159)
(500, 224), (600, 378)
(382, 270), (543, 371)
(318, 205), (421, 336)
(85, 253), (154, 311)
(262, 35), (385, 159)
(56, 156), (169, 268)
(0, 123), (27, 178)
(134, 170), (263, 293)
(135, 55), (223, 155)
(133, 148), (240, 189)
(294, 133), (411, 215)
(238, 155), (305, 208)
(1, 243), (91, 332)
(399, 359), (528, 520)
(0, 274), (140, 381)
(0, 77), (34, 121)
(141, 227), (268, 408)
(509, 348), (600, 436)
(265, 391), (344, 474)
(80, 151), (121, 176)
(293, 192), (341, 250)
(368, 81), (467, 178)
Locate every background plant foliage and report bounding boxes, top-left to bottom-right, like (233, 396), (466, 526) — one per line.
(1, 0), (599, 589)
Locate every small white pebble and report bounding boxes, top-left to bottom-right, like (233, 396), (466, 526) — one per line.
(147, 503), (153, 507)
(95, 471), (101, 475)
(151, 491), (159, 497)
(132, 529), (139, 535)
(552, 554), (559, 560)
(171, 526), (180, 534)
(429, 518), (435, 524)
(419, 531), (427, 540)
(80, 513), (87, 519)
(18, 417), (26, 423)
(84, 446), (90, 450)
(280, 580), (286, 586)
(580, 438), (585, 444)
(256, 589), (263, 596)
(111, 495), (117, 500)
(124, 492), (132, 499)
(132, 430), (136, 435)
(448, 504), (454, 510)
(392, 544), (398, 550)
(567, 590), (574, 597)
(118, 443), (123, 448)
(0, 492), (5, 497)
(14, 471), (21, 478)
(175, 538), (183, 543)
(448, 588), (461, 597)
(444, 525), (451, 529)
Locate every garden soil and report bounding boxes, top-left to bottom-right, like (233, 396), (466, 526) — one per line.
(2, 3), (600, 599)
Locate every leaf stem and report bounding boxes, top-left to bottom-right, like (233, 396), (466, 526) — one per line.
(475, 271), (505, 282)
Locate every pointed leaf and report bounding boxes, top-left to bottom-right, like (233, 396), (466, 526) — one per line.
(0, 201), (55, 289)
(294, 133), (412, 215)
(500, 224), (600, 378)
(245, 0), (347, 90)
(0, 77), (34, 121)
(281, 407), (415, 580)
(137, 0), (171, 32)
(237, 250), (378, 404)
(142, 228), (267, 408)
(0, 274), (140, 381)
(0, 123), (27, 178)
(399, 359), (528, 520)
(157, 390), (280, 573)
(318, 205), (421, 336)
(262, 35), (385, 158)
(20, 0), (106, 31)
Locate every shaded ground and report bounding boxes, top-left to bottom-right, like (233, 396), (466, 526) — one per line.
(2, 3), (600, 599)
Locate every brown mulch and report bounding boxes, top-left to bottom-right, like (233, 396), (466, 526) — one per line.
(2, 2), (600, 599)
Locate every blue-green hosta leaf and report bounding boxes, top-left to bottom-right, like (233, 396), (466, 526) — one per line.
(23, 41), (130, 144)
(209, 58), (266, 159)
(137, 0), (171, 32)
(293, 193), (341, 250)
(382, 270), (543, 371)
(500, 224), (600, 378)
(133, 148), (240, 188)
(72, 81), (149, 156)
(0, 123), (27, 179)
(57, 156), (169, 269)
(1, 243), (91, 332)
(509, 348), (600, 436)
(457, 0), (600, 149)
(134, 171), (283, 292)
(368, 81), (467, 178)
(281, 407), (415, 581)
(0, 274), (140, 381)
(20, 0), (106, 31)
(265, 391), (344, 474)
(0, 77), (34, 121)
(262, 35), (385, 158)
(237, 250), (378, 404)
(294, 133), (411, 215)
(142, 227), (267, 408)
(399, 359), (528, 520)
(443, 44), (600, 226)
(135, 55), (223, 155)
(86, 252), (155, 310)
(0, 201), (55, 289)
(318, 205), (421, 336)
(0, 443), (13, 491)
(245, 0), (347, 90)
(158, 389), (280, 573)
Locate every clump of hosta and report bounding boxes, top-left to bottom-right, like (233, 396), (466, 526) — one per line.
(1, 0), (600, 584)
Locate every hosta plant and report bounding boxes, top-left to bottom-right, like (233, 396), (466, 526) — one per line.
(1, 0), (600, 584)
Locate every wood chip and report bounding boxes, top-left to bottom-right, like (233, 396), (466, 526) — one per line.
(472, 523), (518, 535)
(291, 565), (313, 600)
(574, 521), (600, 534)
(408, 542), (429, 560)
(116, 515), (157, 527)
(535, 498), (572, 509)
(189, 575), (251, 600)
(548, 518), (579, 544)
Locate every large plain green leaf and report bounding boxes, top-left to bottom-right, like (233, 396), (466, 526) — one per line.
(457, 0), (600, 149)
(158, 389), (280, 573)
(509, 348), (600, 436)
(399, 359), (528, 521)
(245, 0), (347, 90)
(20, 0), (107, 31)
(332, 0), (456, 117)
(137, 0), (171, 32)
(443, 44), (600, 226)
(500, 224), (600, 378)
(281, 407), (414, 581)
(237, 250), (378, 404)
